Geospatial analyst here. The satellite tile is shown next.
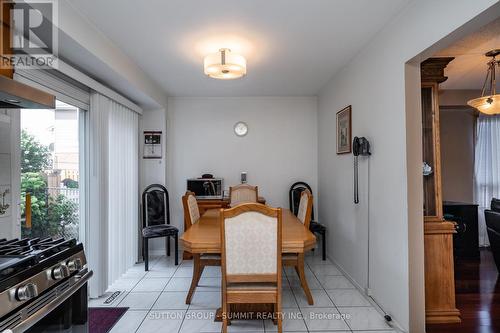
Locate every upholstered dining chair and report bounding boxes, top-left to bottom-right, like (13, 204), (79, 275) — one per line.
(229, 184), (258, 207)
(289, 182), (327, 260)
(221, 203), (283, 333)
(283, 189), (314, 305)
(182, 191), (221, 304)
(142, 184), (179, 271)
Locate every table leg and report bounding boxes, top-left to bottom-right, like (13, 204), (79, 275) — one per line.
(185, 254), (202, 304)
(297, 253), (314, 305)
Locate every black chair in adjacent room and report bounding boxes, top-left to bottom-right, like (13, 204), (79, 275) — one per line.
(289, 181), (327, 260)
(142, 184), (179, 270)
(485, 198), (500, 272)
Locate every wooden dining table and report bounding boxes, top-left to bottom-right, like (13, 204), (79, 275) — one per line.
(180, 208), (317, 318)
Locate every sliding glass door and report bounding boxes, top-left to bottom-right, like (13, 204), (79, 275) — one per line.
(20, 100), (86, 241)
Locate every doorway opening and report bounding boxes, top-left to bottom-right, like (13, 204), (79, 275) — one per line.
(406, 15), (500, 333)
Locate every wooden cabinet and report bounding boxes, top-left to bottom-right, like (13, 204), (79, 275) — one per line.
(421, 58), (461, 324)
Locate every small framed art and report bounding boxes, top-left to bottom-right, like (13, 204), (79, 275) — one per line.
(336, 105), (352, 154)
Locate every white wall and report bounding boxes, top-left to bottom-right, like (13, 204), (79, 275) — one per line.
(167, 97), (318, 234)
(317, 1), (499, 332)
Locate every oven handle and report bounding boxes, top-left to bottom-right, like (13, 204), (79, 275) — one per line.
(7, 270), (93, 333)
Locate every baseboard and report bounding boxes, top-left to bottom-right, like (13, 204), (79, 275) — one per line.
(326, 256), (407, 333)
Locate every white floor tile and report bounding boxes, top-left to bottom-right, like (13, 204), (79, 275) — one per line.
(145, 269), (177, 278)
(197, 277), (222, 291)
(118, 292), (160, 310)
(152, 291), (190, 310)
(263, 308), (307, 332)
(109, 310), (148, 333)
(136, 310), (185, 333)
(304, 254), (332, 266)
(121, 270), (148, 279)
(179, 259), (194, 267)
(308, 264), (342, 276)
(180, 309), (221, 333)
(339, 306), (391, 331)
(164, 277), (194, 291)
(287, 274), (322, 290)
(132, 277), (170, 292)
(107, 278), (141, 292)
(316, 275), (356, 289)
(189, 291), (221, 309)
(326, 289), (371, 307)
(202, 265), (222, 277)
(301, 307), (350, 331)
(354, 331), (396, 333)
(284, 265), (314, 277)
(174, 266), (195, 277)
(294, 289), (334, 308)
(282, 289), (299, 308)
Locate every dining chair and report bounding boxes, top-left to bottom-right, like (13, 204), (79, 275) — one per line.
(142, 184), (179, 271)
(289, 182), (327, 260)
(221, 203), (283, 333)
(182, 191), (221, 304)
(283, 189), (314, 304)
(229, 184), (258, 207)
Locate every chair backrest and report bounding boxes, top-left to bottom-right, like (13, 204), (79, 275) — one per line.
(289, 181), (314, 220)
(221, 203), (282, 283)
(297, 189), (313, 229)
(492, 198), (500, 212)
(229, 184), (258, 207)
(182, 191), (200, 227)
(485, 209), (500, 270)
(142, 184), (169, 229)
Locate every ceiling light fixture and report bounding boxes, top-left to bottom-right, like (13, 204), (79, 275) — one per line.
(467, 49), (500, 115)
(204, 48), (246, 80)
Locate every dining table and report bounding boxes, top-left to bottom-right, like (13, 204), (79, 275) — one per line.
(180, 207), (317, 320)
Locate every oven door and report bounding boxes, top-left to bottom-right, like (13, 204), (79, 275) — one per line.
(25, 281), (88, 333)
(3, 270), (92, 333)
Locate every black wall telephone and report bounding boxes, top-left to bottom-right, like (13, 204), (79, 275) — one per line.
(353, 137), (371, 157)
(353, 137), (371, 204)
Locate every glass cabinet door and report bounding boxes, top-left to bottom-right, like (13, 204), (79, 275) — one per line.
(421, 83), (443, 220)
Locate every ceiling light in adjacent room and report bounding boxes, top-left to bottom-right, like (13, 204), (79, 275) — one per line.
(204, 48), (246, 79)
(467, 49), (500, 115)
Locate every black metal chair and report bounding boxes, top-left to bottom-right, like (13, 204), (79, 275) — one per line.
(142, 184), (178, 270)
(289, 182), (326, 260)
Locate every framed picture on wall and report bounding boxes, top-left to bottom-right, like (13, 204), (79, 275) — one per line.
(336, 105), (352, 154)
(143, 131), (162, 159)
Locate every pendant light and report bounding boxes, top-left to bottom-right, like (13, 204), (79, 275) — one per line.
(467, 49), (500, 115)
(204, 48), (247, 80)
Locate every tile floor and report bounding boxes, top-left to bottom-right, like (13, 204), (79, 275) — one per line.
(89, 251), (399, 333)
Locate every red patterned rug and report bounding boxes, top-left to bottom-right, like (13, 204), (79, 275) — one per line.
(89, 307), (128, 333)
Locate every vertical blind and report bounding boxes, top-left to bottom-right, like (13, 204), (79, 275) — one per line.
(87, 92), (139, 297)
(474, 115), (500, 247)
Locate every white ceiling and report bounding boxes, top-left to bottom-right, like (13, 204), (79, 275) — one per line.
(437, 18), (500, 90)
(66, 0), (410, 97)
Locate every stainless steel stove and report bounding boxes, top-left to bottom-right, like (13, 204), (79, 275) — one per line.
(0, 237), (92, 333)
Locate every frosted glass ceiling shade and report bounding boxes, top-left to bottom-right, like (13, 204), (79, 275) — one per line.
(467, 49), (500, 115)
(204, 48), (247, 79)
(467, 95), (500, 115)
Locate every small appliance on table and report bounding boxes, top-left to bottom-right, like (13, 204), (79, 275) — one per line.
(0, 237), (92, 332)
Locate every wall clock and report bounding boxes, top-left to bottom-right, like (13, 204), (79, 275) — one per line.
(234, 121), (248, 137)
